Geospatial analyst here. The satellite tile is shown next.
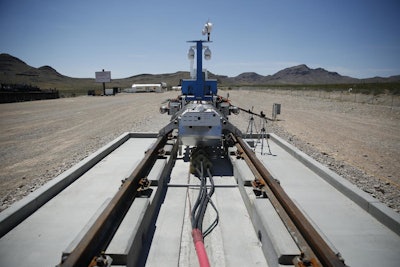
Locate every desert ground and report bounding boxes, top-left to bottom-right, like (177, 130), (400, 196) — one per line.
(0, 90), (399, 212)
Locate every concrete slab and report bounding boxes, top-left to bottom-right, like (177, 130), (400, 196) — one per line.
(106, 198), (150, 265)
(257, 136), (400, 267)
(0, 137), (157, 267)
(106, 145), (175, 266)
(231, 157), (254, 185)
(145, 187), (187, 267)
(254, 198), (301, 264)
(213, 186), (268, 267)
(147, 154), (269, 267)
(269, 133), (400, 235)
(168, 156), (191, 186)
(145, 158), (189, 267)
(231, 156), (300, 266)
(147, 158), (167, 185)
(178, 171), (227, 267)
(4, 131), (398, 267)
(62, 198), (112, 256)
(0, 132), (131, 237)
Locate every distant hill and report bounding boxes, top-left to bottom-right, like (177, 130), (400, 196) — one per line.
(0, 53), (94, 93)
(265, 64), (357, 84)
(223, 64), (400, 85)
(226, 72), (270, 84)
(0, 54), (63, 80)
(1, 53), (399, 94)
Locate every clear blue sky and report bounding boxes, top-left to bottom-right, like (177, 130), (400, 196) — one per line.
(1, 0), (399, 79)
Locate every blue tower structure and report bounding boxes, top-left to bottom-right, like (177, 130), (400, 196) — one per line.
(181, 40), (218, 101)
(158, 21), (242, 145)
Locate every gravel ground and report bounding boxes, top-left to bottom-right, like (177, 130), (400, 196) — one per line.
(0, 90), (399, 212)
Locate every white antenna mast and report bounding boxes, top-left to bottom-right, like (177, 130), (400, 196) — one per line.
(202, 20), (213, 41)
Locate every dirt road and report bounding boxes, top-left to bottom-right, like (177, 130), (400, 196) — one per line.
(1, 90), (399, 212)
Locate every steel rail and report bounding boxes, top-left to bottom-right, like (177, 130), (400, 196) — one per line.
(234, 135), (345, 267)
(59, 133), (170, 267)
(236, 139), (321, 265)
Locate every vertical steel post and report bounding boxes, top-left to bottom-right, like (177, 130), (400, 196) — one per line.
(196, 41), (204, 99)
(102, 69), (105, 95)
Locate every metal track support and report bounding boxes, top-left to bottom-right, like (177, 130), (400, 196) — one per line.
(58, 133), (170, 267)
(234, 135), (345, 267)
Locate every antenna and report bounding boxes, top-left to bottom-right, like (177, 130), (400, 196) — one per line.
(202, 21), (213, 41)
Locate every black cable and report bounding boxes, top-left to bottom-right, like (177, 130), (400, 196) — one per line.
(191, 164), (206, 229)
(190, 157), (219, 239)
(196, 163), (208, 231)
(202, 199), (219, 238)
(202, 168), (219, 238)
(196, 183), (209, 231)
(206, 169), (215, 197)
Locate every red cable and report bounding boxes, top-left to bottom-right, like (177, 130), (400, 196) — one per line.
(192, 228), (210, 267)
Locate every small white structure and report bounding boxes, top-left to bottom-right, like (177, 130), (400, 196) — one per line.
(105, 88), (115, 96)
(125, 84), (163, 93)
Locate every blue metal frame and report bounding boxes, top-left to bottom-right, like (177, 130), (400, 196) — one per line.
(181, 40), (217, 101)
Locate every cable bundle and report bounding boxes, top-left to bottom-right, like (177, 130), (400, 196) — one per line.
(190, 149), (219, 267)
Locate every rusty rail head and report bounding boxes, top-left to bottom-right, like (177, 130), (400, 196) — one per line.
(234, 135), (345, 267)
(59, 133), (169, 267)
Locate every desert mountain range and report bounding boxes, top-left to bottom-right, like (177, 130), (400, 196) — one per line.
(1, 53), (399, 88)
